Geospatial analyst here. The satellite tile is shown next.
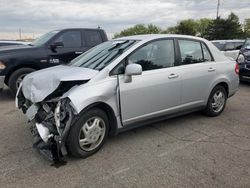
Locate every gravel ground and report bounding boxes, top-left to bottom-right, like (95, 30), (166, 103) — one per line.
(0, 83), (250, 188)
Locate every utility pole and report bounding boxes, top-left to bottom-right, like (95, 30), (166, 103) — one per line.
(216, 0), (220, 19)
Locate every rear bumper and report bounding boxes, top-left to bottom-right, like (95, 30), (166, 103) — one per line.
(0, 76), (5, 90)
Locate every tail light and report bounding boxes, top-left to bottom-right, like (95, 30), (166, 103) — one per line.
(235, 63), (239, 75)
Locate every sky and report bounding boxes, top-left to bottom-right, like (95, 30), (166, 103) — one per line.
(0, 0), (249, 39)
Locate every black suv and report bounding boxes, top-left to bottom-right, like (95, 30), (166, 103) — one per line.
(238, 38), (250, 82)
(0, 28), (108, 93)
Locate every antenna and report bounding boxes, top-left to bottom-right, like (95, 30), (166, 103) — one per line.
(216, 0), (220, 19)
(19, 28), (22, 40)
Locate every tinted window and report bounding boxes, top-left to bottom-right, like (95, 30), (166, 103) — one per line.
(212, 42), (225, 51)
(128, 40), (175, 71)
(84, 31), (102, 47)
(224, 42), (235, 51)
(202, 43), (212, 62)
(54, 31), (81, 48)
(179, 40), (203, 64)
(235, 42), (244, 50)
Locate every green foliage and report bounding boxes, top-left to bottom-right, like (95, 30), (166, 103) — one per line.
(113, 24), (161, 38)
(243, 18), (250, 38)
(114, 12), (249, 40)
(175, 19), (197, 36)
(204, 12), (244, 40)
(196, 18), (213, 37)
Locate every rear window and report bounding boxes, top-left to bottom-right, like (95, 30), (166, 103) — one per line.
(212, 42), (225, 51)
(84, 30), (103, 47)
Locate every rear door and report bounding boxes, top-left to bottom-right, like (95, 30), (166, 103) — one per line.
(118, 39), (182, 125)
(47, 30), (83, 64)
(176, 39), (216, 108)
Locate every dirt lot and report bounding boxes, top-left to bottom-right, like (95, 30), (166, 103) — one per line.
(0, 83), (250, 188)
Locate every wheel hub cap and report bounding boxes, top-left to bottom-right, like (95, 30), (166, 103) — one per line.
(79, 117), (105, 151)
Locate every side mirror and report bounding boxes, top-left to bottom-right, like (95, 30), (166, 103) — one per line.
(124, 63), (142, 83)
(50, 42), (64, 51)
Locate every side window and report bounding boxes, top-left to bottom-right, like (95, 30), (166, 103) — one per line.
(224, 42), (235, 51)
(235, 42), (243, 50)
(111, 60), (126, 75)
(84, 31), (103, 47)
(179, 40), (203, 64)
(202, 43), (212, 62)
(128, 40), (175, 71)
(54, 31), (81, 48)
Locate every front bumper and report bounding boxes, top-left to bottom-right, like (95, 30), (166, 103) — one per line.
(16, 89), (75, 162)
(0, 76), (5, 90)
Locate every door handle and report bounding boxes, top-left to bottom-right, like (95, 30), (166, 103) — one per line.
(168, 73), (179, 79)
(208, 67), (215, 72)
(75, 51), (83, 55)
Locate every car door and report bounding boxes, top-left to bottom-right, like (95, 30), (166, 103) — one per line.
(177, 39), (216, 108)
(47, 30), (83, 64)
(118, 39), (182, 125)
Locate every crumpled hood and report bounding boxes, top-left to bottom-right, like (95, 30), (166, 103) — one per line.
(22, 65), (99, 103)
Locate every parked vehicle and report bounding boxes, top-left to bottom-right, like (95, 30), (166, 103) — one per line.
(16, 34), (239, 161)
(0, 28), (108, 93)
(0, 40), (30, 47)
(211, 40), (245, 60)
(237, 38), (250, 82)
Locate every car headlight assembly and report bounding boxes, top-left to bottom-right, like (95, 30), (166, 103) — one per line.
(237, 54), (245, 64)
(0, 61), (6, 70)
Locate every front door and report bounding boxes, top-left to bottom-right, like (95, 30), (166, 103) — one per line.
(118, 39), (182, 125)
(47, 30), (83, 64)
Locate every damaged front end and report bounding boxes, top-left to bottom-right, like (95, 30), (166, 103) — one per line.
(16, 89), (77, 161)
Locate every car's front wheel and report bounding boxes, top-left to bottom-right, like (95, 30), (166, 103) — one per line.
(67, 108), (109, 158)
(8, 68), (35, 95)
(204, 85), (227, 117)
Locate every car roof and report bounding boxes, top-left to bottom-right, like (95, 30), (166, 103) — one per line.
(211, 39), (245, 43)
(115, 34), (208, 42)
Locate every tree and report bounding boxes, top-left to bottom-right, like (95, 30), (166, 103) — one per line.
(196, 18), (212, 37)
(114, 24), (161, 38)
(204, 12), (244, 40)
(175, 19), (197, 36)
(243, 18), (250, 37)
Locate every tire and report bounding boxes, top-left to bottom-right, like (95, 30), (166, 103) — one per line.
(8, 68), (35, 95)
(204, 85), (227, 117)
(67, 108), (109, 158)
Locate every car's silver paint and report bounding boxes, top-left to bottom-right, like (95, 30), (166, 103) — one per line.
(19, 34), (239, 131)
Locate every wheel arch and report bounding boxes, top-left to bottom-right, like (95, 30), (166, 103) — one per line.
(77, 102), (118, 136)
(5, 64), (40, 85)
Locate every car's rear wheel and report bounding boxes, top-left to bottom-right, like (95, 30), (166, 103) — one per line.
(67, 108), (109, 158)
(204, 85), (227, 117)
(8, 68), (35, 95)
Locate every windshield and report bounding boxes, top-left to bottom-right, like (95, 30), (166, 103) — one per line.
(31, 30), (60, 46)
(243, 39), (250, 49)
(69, 40), (138, 70)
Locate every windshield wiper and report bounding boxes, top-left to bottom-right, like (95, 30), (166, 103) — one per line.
(94, 40), (136, 70)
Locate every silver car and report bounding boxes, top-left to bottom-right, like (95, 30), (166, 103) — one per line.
(16, 34), (239, 161)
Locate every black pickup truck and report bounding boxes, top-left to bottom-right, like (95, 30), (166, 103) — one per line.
(237, 38), (250, 82)
(0, 28), (108, 94)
